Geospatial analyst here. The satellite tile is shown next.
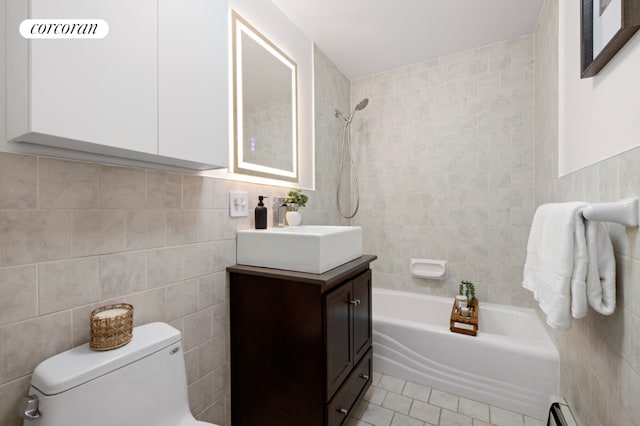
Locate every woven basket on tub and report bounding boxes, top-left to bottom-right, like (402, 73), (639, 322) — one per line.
(90, 303), (134, 351)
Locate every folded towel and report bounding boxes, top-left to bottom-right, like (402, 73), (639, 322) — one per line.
(522, 202), (589, 330)
(585, 220), (616, 314)
(523, 202), (617, 330)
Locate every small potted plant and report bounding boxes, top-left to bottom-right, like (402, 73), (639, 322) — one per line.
(284, 189), (308, 226)
(459, 280), (476, 306)
(452, 281), (479, 335)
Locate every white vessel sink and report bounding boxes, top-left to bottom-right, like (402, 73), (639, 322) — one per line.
(236, 226), (363, 274)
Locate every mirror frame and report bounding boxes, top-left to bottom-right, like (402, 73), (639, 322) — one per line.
(232, 11), (299, 182)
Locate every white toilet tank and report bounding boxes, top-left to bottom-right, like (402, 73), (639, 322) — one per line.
(24, 322), (215, 426)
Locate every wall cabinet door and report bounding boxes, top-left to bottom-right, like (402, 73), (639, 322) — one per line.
(158, 0), (228, 166)
(6, 0), (228, 170)
(19, 0), (158, 154)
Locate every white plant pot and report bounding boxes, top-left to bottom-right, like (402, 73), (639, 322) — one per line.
(286, 211), (302, 226)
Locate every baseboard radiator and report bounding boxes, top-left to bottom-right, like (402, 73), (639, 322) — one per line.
(547, 402), (578, 426)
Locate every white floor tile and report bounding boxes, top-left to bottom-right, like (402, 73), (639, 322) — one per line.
(409, 400), (441, 425)
(347, 419), (374, 426)
(402, 381), (432, 402)
(458, 398), (490, 423)
(490, 406), (524, 426)
(379, 375), (407, 394)
(439, 410), (472, 426)
(352, 400), (370, 419)
(524, 416), (546, 426)
(429, 389), (459, 412)
(365, 385), (388, 405)
(361, 403), (396, 426)
(383, 392), (413, 414)
(391, 412), (426, 426)
(372, 371), (383, 386)
(354, 371), (536, 426)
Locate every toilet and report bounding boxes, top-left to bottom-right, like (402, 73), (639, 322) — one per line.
(20, 322), (217, 426)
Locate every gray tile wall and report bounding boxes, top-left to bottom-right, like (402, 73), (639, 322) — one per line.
(315, 48), (353, 226)
(535, 1), (640, 424)
(0, 46), (350, 426)
(350, 36), (535, 306)
(0, 158), (236, 426)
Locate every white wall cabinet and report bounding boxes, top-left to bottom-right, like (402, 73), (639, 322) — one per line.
(159, 0), (229, 167)
(5, 0), (228, 171)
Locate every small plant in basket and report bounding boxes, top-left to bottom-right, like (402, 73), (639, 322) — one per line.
(459, 281), (476, 306)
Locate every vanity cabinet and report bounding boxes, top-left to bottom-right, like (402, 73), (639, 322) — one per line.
(5, 0), (228, 171)
(228, 255), (376, 426)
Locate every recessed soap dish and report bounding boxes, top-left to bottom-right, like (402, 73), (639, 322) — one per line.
(410, 258), (448, 280)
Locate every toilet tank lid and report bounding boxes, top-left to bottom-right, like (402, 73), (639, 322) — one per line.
(31, 322), (182, 396)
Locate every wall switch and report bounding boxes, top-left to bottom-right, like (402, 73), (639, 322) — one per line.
(229, 191), (249, 217)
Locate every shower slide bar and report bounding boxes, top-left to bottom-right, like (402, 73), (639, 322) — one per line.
(582, 198), (639, 227)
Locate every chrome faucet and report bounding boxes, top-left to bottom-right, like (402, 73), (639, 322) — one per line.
(273, 197), (288, 227)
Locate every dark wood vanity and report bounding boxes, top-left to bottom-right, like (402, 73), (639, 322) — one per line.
(228, 255), (376, 426)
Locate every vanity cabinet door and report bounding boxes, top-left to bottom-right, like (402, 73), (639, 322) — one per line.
(325, 269), (372, 402)
(325, 282), (354, 400)
(352, 270), (372, 363)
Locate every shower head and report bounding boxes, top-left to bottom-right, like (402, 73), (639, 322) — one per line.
(355, 98), (369, 111)
(335, 98), (369, 124)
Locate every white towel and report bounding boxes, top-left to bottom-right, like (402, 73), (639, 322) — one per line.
(523, 203), (617, 330)
(585, 220), (616, 315)
(522, 202), (589, 330)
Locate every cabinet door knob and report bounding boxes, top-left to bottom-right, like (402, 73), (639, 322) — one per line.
(338, 408), (348, 415)
(349, 299), (361, 305)
(359, 374), (369, 380)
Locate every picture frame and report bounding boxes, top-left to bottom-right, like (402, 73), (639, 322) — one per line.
(580, 0), (640, 78)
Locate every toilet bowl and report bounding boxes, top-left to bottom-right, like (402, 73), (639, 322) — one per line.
(20, 322), (218, 426)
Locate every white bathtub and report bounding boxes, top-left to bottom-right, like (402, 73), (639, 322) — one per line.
(372, 288), (559, 420)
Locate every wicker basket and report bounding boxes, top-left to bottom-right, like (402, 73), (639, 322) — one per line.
(449, 299), (478, 336)
(90, 303), (134, 351)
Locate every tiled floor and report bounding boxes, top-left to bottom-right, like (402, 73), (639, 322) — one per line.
(347, 372), (546, 426)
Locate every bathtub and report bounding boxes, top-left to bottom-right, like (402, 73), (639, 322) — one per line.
(372, 288), (559, 420)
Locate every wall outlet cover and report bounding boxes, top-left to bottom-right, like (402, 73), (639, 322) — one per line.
(229, 191), (249, 217)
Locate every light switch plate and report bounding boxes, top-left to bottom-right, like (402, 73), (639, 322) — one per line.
(229, 191), (249, 217)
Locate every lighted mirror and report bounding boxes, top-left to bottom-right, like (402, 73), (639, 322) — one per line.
(232, 11), (298, 182)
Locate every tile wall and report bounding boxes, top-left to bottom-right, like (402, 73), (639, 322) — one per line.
(350, 36), (535, 306)
(535, 1), (640, 424)
(0, 47), (350, 426)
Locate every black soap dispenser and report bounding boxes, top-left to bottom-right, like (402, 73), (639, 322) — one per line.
(255, 196), (268, 229)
